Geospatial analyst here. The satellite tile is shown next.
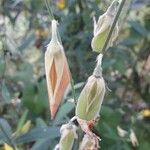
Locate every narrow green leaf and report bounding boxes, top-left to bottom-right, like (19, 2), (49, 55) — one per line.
(54, 102), (75, 125)
(14, 127), (60, 144)
(31, 137), (52, 150)
(1, 81), (11, 103)
(129, 21), (148, 37)
(0, 118), (12, 144)
(31, 118), (50, 150)
(15, 110), (29, 135)
(36, 118), (47, 127)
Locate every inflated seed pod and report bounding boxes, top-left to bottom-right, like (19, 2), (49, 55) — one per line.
(54, 123), (77, 150)
(75, 54), (105, 121)
(91, 0), (119, 53)
(79, 134), (99, 150)
(45, 19), (70, 119)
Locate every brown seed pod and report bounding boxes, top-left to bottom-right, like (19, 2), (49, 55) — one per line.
(45, 20), (71, 119)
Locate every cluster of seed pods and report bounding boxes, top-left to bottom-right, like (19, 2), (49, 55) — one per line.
(45, 0), (120, 149)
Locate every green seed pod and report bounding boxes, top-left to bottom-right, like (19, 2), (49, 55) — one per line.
(79, 134), (99, 150)
(55, 123), (77, 150)
(75, 54), (105, 121)
(91, 0), (119, 53)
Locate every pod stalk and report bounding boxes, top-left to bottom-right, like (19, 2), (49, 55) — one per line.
(51, 20), (59, 43)
(93, 54), (103, 78)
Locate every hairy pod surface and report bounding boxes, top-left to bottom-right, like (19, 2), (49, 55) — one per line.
(75, 75), (105, 121)
(55, 123), (77, 150)
(76, 54), (105, 121)
(79, 134), (99, 150)
(91, 0), (119, 53)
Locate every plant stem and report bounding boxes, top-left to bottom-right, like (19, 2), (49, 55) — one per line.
(102, 0), (126, 54)
(70, 77), (77, 105)
(44, 0), (54, 20)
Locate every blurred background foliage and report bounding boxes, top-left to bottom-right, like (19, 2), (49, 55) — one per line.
(0, 0), (150, 149)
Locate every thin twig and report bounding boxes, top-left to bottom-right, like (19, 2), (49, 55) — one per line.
(102, 0), (127, 55)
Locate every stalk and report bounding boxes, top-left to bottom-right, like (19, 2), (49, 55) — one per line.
(102, 0), (127, 54)
(44, 0), (54, 20)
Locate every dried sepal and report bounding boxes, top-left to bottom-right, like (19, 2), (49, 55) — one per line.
(129, 129), (139, 147)
(45, 19), (71, 119)
(76, 117), (100, 140)
(91, 0), (119, 53)
(54, 123), (78, 150)
(79, 134), (99, 150)
(75, 54), (105, 121)
(117, 126), (128, 138)
(4, 143), (13, 150)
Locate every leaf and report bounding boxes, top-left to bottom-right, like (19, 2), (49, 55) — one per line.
(31, 119), (51, 150)
(129, 21), (148, 37)
(31, 138), (53, 150)
(1, 81), (11, 103)
(35, 118), (47, 127)
(0, 118), (12, 144)
(101, 106), (121, 127)
(102, 122), (120, 140)
(54, 102), (75, 125)
(15, 110), (29, 135)
(14, 127), (60, 144)
(18, 33), (35, 51)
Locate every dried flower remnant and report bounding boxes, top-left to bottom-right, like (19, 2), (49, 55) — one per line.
(117, 126), (128, 137)
(129, 129), (139, 147)
(75, 54), (105, 121)
(54, 123), (77, 150)
(79, 134), (99, 150)
(45, 19), (70, 119)
(56, 0), (65, 9)
(141, 109), (150, 118)
(76, 117), (100, 142)
(3, 144), (13, 150)
(91, 0), (119, 53)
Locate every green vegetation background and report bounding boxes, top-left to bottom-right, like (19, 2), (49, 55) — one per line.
(0, 0), (149, 149)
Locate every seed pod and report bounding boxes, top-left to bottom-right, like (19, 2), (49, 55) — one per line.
(55, 123), (77, 150)
(75, 54), (105, 121)
(79, 134), (99, 150)
(91, 0), (119, 53)
(45, 19), (70, 119)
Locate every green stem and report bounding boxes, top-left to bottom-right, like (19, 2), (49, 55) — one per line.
(44, 0), (54, 20)
(70, 77), (77, 105)
(102, 0), (126, 54)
